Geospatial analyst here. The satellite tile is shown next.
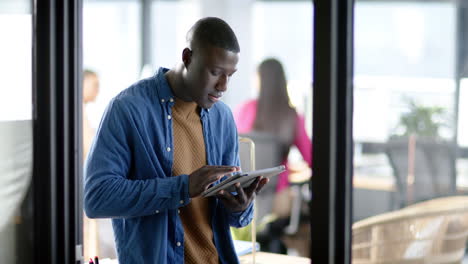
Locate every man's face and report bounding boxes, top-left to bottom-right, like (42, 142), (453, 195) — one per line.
(184, 45), (239, 109)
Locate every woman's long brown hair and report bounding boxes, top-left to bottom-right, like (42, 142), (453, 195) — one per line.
(253, 58), (297, 160)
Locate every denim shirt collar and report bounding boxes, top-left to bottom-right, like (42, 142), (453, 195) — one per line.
(154, 67), (209, 118)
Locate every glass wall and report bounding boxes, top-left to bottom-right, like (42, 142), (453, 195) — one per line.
(0, 1), (33, 263)
(151, 0), (313, 123)
(252, 1), (313, 137)
(249, 1), (313, 257)
(83, 0), (141, 129)
(151, 0), (313, 258)
(83, 0), (313, 259)
(352, 1), (468, 262)
(82, 0), (141, 259)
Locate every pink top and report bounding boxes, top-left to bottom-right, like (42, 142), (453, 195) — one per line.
(234, 100), (312, 192)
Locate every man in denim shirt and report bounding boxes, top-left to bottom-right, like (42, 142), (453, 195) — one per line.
(84, 17), (268, 263)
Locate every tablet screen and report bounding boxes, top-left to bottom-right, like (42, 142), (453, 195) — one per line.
(202, 165), (285, 197)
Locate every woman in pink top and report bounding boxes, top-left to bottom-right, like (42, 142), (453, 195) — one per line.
(234, 58), (312, 193)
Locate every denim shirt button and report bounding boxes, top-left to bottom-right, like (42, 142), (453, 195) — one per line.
(176, 242), (181, 247)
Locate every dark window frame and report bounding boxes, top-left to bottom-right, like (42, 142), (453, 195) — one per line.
(33, 0), (82, 263)
(311, 0), (354, 262)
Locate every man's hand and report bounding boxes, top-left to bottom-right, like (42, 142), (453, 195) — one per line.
(188, 165), (238, 197)
(216, 176), (269, 213)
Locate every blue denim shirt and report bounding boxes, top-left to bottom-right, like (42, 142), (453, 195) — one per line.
(84, 68), (253, 264)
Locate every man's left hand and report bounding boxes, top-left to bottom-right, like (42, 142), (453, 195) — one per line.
(216, 176), (269, 213)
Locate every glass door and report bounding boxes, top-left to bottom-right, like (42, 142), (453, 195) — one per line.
(0, 1), (33, 263)
(352, 1), (468, 263)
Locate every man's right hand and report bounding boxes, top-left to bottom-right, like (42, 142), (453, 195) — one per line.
(188, 165), (239, 197)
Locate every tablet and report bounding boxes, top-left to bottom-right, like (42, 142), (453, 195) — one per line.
(202, 165), (286, 197)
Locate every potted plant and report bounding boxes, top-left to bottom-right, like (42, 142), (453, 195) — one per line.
(391, 98), (450, 140)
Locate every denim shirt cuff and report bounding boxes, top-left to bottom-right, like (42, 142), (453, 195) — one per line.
(228, 201), (253, 227)
(177, 174), (191, 207)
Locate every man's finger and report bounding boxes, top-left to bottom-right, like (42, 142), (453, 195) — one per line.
(254, 178), (269, 194)
(244, 177), (262, 197)
(204, 176), (222, 191)
(211, 168), (238, 177)
(202, 167), (237, 181)
(216, 190), (237, 204)
(204, 174), (222, 185)
(234, 183), (248, 204)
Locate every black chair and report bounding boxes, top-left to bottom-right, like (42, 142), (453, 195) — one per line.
(385, 136), (456, 208)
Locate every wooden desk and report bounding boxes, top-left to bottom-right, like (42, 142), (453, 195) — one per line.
(239, 252), (310, 264)
(288, 160), (396, 192)
(290, 169), (396, 192)
(353, 174), (395, 191)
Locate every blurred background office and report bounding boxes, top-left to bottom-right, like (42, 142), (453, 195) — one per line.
(79, 0), (468, 260)
(4, 0), (468, 262)
(81, 0), (313, 258)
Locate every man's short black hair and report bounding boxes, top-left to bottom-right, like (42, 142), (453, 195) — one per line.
(187, 17), (240, 53)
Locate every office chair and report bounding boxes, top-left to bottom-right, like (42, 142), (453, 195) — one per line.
(385, 136), (456, 208)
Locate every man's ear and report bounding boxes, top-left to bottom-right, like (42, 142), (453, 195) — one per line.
(182, 48), (192, 68)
